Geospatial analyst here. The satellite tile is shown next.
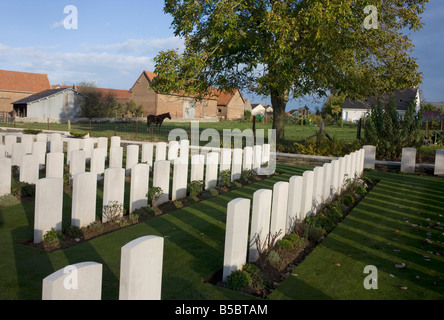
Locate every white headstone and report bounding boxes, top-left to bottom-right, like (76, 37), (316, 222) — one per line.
(0, 158), (12, 197)
(401, 147), (416, 174)
(21, 135), (34, 154)
(300, 170), (314, 219)
(253, 145), (262, 173)
(0, 144), (5, 159)
(32, 140), (47, 168)
(312, 166), (324, 214)
(219, 148), (232, 172)
(11, 143), (27, 166)
(102, 167), (125, 222)
(287, 175), (303, 228)
(125, 145), (139, 176)
(90, 148), (107, 180)
(119, 236), (164, 300)
(153, 160), (170, 205)
(434, 149), (444, 176)
(50, 139), (63, 154)
(4, 135), (17, 157)
(269, 181), (289, 240)
(262, 144), (271, 164)
(179, 139), (190, 162)
(67, 139), (80, 165)
(172, 158), (188, 201)
(338, 157), (346, 192)
(110, 136), (121, 148)
(155, 142), (167, 161)
(109, 146), (123, 168)
(168, 140), (179, 161)
(46, 152), (64, 179)
(222, 198), (251, 282)
(363, 145), (376, 170)
(69, 150), (86, 176)
(141, 143), (154, 167)
(97, 137), (108, 151)
(42, 262), (102, 300)
(322, 162), (332, 203)
(72, 172), (97, 228)
(190, 154), (205, 183)
(34, 178), (63, 243)
(82, 138), (95, 161)
(205, 152), (219, 190)
(243, 147), (253, 171)
(19, 155), (39, 185)
(331, 159), (340, 197)
(231, 148), (243, 181)
(249, 189), (272, 263)
(129, 163), (149, 213)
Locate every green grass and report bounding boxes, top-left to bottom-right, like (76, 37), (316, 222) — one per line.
(0, 121), (360, 144)
(269, 170), (444, 300)
(1, 165), (443, 300)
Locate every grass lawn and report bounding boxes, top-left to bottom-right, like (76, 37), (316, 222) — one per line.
(0, 164), (443, 300)
(269, 170), (444, 300)
(0, 121), (360, 144)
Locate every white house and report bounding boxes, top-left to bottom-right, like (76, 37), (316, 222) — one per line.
(251, 104), (273, 116)
(342, 88), (421, 122)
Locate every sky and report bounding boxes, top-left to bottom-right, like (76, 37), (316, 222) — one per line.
(0, 0), (443, 112)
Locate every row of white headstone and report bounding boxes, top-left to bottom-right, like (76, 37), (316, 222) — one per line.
(0, 132), (272, 244)
(42, 235), (164, 300)
(221, 148), (367, 282)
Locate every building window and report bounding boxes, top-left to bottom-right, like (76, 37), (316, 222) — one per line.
(218, 109), (222, 113)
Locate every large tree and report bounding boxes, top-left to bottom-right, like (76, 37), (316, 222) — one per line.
(150, 0), (428, 143)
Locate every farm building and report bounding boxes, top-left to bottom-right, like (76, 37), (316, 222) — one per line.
(12, 87), (85, 119)
(342, 88), (421, 122)
(0, 70), (51, 117)
(130, 71), (246, 120)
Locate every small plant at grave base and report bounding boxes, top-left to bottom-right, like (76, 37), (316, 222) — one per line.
(188, 180), (203, 198)
(173, 200), (183, 209)
(147, 186), (163, 207)
(267, 250), (281, 268)
(11, 182), (35, 199)
(219, 170), (232, 188)
(241, 169), (257, 183)
(275, 239), (294, 250)
(341, 194), (355, 207)
(254, 231), (283, 269)
(43, 228), (64, 246)
(102, 201), (123, 223)
(23, 129), (42, 135)
(233, 180), (243, 188)
(226, 270), (252, 291)
(303, 224), (326, 244)
(209, 188), (219, 197)
(283, 232), (304, 247)
(356, 185), (367, 197)
(70, 131), (88, 138)
(64, 226), (83, 239)
(128, 212), (140, 224)
(63, 173), (72, 186)
(86, 220), (104, 234)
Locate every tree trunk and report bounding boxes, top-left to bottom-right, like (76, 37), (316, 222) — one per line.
(271, 90), (289, 144)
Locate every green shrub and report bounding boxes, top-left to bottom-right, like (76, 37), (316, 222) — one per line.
(243, 263), (260, 276)
(188, 180), (203, 198)
(341, 194), (355, 207)
(324, 202), (344, 223)
(275, 239), (294, 250)
(283, 233), (304, 247)
(173, 200), (183, 208)
(43, 228), (64, 245)
(267, 250), (281, 265)
(128, 212), (140, 224)
(219, 169), (232, 188)
(356, 185), (367, 197)
(209, 188), (219, 197)
(86, 221), (104, 233)
(303, 224), (326, 243)
(132, 206), (155, 218)
(226, 270), (252, 291)
(70, 131), (88, 138)
(147, 186), (163, 206)
(64, 226), (83, 239)
(240, 169), (256, 183)
(23, 129), (42, 135)
(11, 182), (35, 198)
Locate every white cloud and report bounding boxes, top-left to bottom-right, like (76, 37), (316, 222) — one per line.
(0, 43), (155, 89)
(50, 20), (65, 29)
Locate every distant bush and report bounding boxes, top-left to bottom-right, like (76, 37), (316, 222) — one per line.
(70, 131), (88, 138)
(23, 129), (42, 135)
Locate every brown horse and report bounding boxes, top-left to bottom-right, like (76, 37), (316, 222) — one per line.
(147, 112), (171, 129)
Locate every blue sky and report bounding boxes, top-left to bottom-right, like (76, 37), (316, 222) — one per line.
(0, 0), (443, 111)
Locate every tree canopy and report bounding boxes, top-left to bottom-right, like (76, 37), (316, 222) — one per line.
(150, 0), (429, 143)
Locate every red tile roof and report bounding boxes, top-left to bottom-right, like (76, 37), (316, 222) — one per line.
(0, 70), (51, 93)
